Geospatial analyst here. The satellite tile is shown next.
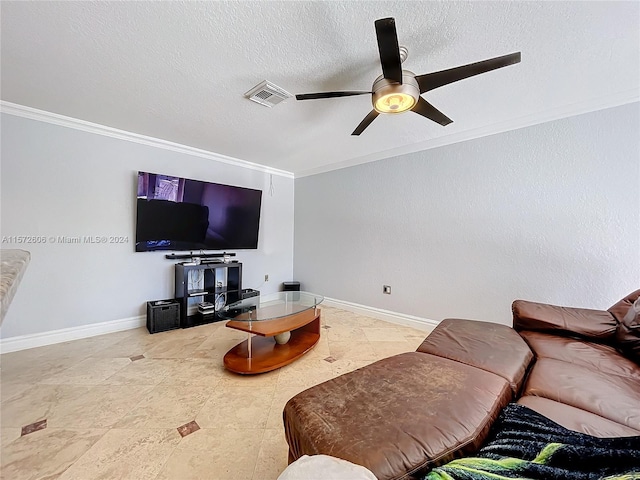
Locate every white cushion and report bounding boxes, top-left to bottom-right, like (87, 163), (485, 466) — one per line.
(277, 455), (377, 480)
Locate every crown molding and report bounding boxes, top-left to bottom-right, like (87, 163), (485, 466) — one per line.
(295, 88), (640, 178)
(0, 101), (294, 179)
(4, 89), (637, 180)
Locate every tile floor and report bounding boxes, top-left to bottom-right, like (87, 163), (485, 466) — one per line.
(0, 305), (433, 480)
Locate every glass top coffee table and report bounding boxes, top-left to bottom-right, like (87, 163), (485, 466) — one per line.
(219, 291), (324, 374)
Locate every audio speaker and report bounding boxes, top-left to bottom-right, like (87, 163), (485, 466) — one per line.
(282, 281), (300, 291)
(282, 281), (301, 301)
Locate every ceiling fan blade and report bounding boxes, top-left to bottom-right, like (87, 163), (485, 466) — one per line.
(352, 110), (379, 136)
(416, 52), (521, 93)
(295, 91), (371, 100)
(411, 97), (453, 126)
(375, 18), (403, 84)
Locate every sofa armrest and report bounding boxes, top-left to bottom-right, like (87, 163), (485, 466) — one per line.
(512, 299), (617, 341)
(608, 289), (640, 323)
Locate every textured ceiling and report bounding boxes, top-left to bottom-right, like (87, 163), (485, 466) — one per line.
(1, 1), (639, 176)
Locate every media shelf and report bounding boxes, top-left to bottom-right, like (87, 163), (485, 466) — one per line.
(175, 262), (242, 328)
(166, 252), (236, 260)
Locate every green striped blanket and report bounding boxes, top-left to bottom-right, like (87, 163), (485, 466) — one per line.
(423, 404), (640, 480)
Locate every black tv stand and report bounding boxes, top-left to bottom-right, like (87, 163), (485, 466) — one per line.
(174, 261), (242, 328)
(165, 252), (236, 260)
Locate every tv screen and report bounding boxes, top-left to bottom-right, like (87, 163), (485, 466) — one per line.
(135, 172), (262, 252)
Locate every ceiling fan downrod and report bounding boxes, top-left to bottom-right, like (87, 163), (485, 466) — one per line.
(398, 46), (408, 64)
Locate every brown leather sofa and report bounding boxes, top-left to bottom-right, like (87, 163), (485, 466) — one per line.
(513, 289), (640, 437)
(283, 290), (640, 480)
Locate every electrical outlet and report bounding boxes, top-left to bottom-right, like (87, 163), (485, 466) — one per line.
(383, 285), (391, 294)
(265, 274), (269, 282)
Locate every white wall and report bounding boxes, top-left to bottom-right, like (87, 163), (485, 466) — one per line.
(294, 103), (640, 326)
(0, 113), (294, 339)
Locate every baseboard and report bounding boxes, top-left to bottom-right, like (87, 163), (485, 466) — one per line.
(0, 315), (145, 354)
(322, 297), (439, 331)
(0, 301), (437, 353)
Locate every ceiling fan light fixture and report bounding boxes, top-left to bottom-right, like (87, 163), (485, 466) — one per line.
(374, 92), (416, 113)
(372, 72), (419, 114)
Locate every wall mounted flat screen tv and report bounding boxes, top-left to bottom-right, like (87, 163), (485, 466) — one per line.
(136, 172), (262, 252)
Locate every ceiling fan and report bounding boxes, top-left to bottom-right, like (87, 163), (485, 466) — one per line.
(295, 18), (521, 135)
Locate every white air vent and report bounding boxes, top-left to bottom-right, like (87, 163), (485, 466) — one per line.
(244, 80), (292, 107)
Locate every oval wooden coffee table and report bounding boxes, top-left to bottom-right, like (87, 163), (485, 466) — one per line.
(219, 292), (324, 374)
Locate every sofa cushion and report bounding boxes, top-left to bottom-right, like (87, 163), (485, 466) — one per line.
(416, 318), (533, 395)
(615, 297), (640, 363)
(517, 396), (640, 437)
(522, 357), (640, 431)
(519, 331), (640, 382)
(283, 352), (511, 480)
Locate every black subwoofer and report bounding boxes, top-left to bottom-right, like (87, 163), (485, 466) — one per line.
(282, 281), (301, 301)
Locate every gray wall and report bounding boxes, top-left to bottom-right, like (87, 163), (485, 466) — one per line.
(294, 103), (640, 325)
(1, 114), (294, 339)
